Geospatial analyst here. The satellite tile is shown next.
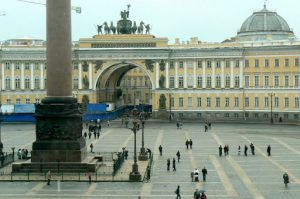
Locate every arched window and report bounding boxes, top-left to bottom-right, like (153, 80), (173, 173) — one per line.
(5, 76), (11, 90)
(15, 77), (21, 89)
(25, 77), (30, 89)
(35, 77), (40, 89)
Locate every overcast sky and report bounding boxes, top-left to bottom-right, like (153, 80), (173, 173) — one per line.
(0, 0), (299, 43)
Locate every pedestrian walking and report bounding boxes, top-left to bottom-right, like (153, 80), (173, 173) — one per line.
(107, 120), (110, 127)
(185, 139), (189, 149)
(88, 131), (92, 139)
(146, 166), (151, 182)
(190, 171), (194, 182)
(124, 150), (128, 160)
(176, 150), (181, 163)
(219, 145), (222, 157)
(176, 122), (180, 129)
(202, 167), (208, 182)
(267, 145), (271, 156)
(90, 143), (93, 153)
(208, 122), (211, 129)
(175, 185), (181, 199)
(204, 125), (208, 132)
(87, 172), (92, 184)
(159, 145), (163, 156)
(283, 172), (289, 188)
(200, 192), (207, 199)
(244, 145), (248, 156)
(47, 170), (51, 185)
(250, 143), (255, 155)
(194, 189), (200, 199)
(189, 139), (193, 149)
(172, 158), (176, 171)
(167, 158), (170, 171)
(224, 145), (227, 156)
(194, 168), (199, 182)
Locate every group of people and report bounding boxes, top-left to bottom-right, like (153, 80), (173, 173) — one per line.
(175, 185), (207, 199)
(218, 144), (272, 157)
(204, 121), (212, 132)
(191, 167), (208, 182)
(17, 148), (29, 160)
(176, 121), (183, 129)
(185, 139), (193, 149)
(218, 145), (230, 156)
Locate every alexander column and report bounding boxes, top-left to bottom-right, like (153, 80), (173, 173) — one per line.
(30, 0), (87, 163)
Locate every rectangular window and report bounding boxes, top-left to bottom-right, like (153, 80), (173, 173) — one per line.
(295, 58), (299, 67)
(15, 78), (20, 89)
(275, 59), (279, 67)
(285, 97), (289, 108)
(245, 97), (249, 107)
(171, 97), (174, 107)
(235, 60), (239, 68)
(274, 75), (279, 87)
(225, 76), (230, 88)
(179, 61), (183, 68)
(245, 60), (249, 68)
(187, 62), (193, 69)
(264, 76), (269, 87)
(16, 98), (21, 104)
(234, 76), (240, 88)
(34, 63), (39, 70)
(197, 97), (201, 107)
(73, 63), (78, 70)
(225, 61), (230, 68)
(295, 75), (299, 87)
(216, 76), (221, 88)
(179, 97), (183, 107)
(197, 61), (202, 68)
(245, 76), (250, 88)
(285, 58), (289, 67)
(216, 61), (221, 68)
(265, 59), (269, 67)
(264, 97), (269, 107)
(255, 59), (259, 68)
(188, 97), (193, 107)
(255, 97), (259, 107)
(26, 98), (30, 104)
(197, 76), (202, 88)
(179, 76), (184, 88)
(206, 76), (211, 88)
(16, 63), (20, 70)
(234, 97), (239, 107)
(206, 97), (211, 107)
(275, 97), (279, 107)
(35, 78), (40, 89)
(216, 97), (220, 107)
(170, 61), (174, 69)
(206, 61), (211, 68)
(295, 97), (299, 108)
(285, 75), (289, 87)
(25, 63), (30, 70)
(254, 76), (259, 88)
(188, 75), (193, 87)
(170, 76), (175, 88)
(5, 62), (10, 70)
(6, 99), (11, 104)
(225, 97), (230, 107)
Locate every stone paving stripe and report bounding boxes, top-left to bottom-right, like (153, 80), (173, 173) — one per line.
(185, 131), (203, 189)
(140, 130), (163, 196)
(272, 137), (300, 156)
(85, 183), (97, 196)
(209, 155), (238, 197)
(212, 133), (265, 199)
(118, 133), (134, 152)
(241, 135), (300, 185)
(25, 182), (46, 195)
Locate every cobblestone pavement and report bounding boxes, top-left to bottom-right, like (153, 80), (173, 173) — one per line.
(0, 121), (299, 199)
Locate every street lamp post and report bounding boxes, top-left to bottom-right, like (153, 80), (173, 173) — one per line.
(138, 114), (147, 161)
(269, 93), (275, 124)
(169, 92), (172, 122)
(129, 119), (141, 181)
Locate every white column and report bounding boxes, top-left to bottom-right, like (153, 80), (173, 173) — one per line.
(184, 61), (187, 88)
(221, 61), (225, 88)
(193, 61), (197, 88)
(88, 62), (93, 89)
(165, 62), (169, 88)
(11, 63), (15, 90)
(203, 60), (206, 88)
(239, 60), (243, 88)
(78, 62), (82, 89)
(175, 61), (178, 88)
(21, 63), (25, 90)
(40, 63), (44, 89)
(230, 60), (234, 88)
(1, 63), (4, 90)
(155, 62), (159, 89)
(30, 63), (34, 90)
(212, 60), (215, 88)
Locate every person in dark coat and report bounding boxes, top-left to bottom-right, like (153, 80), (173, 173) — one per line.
(175, 185), (181, 199)
(250, 143), (255, 155)
(172, 158), (176, 171)
(202, 167), (208, 182)
(176, 151), (181, 163)
(167, 158), (170, 171)
(219, 145), (222, 157)
(185, 140), (189, 149)
(244, 145), (248, 156)
(283, 172), (289, 187)
(189, 139), (193, 149)
(159, 145), (163, 156)
(146, 166), (151, 182)
(267, 145), (271, 156)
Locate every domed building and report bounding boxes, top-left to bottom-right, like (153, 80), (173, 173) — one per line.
(236, 4), (295, 41)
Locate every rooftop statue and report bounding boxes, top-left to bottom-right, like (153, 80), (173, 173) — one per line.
(120, 4), (130, 20)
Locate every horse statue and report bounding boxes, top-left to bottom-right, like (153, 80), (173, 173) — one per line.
(131, 21), (137, 34)
(145, 24), (151, 34)
(137, 21), (144, 34)
(103, 22), (110, 34)
(110, 21), (116, 34)
(97, 25), (103, 35)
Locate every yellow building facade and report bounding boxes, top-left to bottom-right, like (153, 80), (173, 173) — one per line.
(0, 5), (299, 122)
